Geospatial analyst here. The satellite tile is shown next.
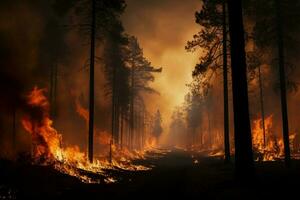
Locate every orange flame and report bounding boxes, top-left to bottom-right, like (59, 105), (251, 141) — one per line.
(21, 87), (150, 183)
(75, 99), (89, 123)
(252, 115), (296, 161)
(21, 87), (61, 162)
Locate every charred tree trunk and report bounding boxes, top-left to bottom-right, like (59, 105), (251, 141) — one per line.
(207, 110), (212, 149)
(49, 62), (58, 120)
(136, 106), (140, 149)
(120, 110), (124, 149)
(12, 105), (16, 151)
(115, 101), (120, 145)
(88, 0), (96, 163)
(110, 55), (117, 162)
(127, 116), (131, 148)
(135, 111), (138, 149)
(130, 63), (135, 149)
(139, 107), (143, 149)
(227, 0), (254, 177)
(222, 0), (230, 163)
(275, 0), (291, 166)
(54, 63), (58, 118)
(141, 107), (145, 148)
(144, 111), (148, 148)
(110, 87), (115, 163)
(50, 63), (54, 113)
(111, 63), (116, 143)
(258, 64), (266, 146)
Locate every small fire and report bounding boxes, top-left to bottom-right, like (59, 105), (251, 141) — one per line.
(208, 150), (224, 157)
(75, 99), (147, 160)
(144, 136), (157, 149)
(75, 99), (89, 123)
(252, 115), (296, 161)
(22, 87), (62, 162)
(21, 87), (150, 183)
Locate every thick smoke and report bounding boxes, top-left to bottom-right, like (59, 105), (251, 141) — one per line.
(0, 1), (113, 158)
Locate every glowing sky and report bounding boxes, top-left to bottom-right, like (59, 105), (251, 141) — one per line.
(122, 0), (202, 131)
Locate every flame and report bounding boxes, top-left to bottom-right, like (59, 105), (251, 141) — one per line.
(144, 136), (157, 149)
(21, 87), (61, 162)
(74, 97), (150, 167)
(21, 87), (150, 183)
(76, 99), (111, 146)
(252, 115), (296, 161)
(75, 99), (89, 123)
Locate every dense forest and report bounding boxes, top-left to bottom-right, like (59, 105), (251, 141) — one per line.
(1, 0), (300, 198)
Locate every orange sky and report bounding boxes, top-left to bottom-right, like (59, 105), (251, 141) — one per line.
(122, 0), (202, 133)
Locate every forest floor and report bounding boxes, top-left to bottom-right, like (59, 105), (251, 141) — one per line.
(1, 149), (300, 199)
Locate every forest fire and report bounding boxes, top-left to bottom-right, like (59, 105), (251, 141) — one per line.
(3, 0), (300, 198)
(21, 87), (62, 162)
(252, 115), (296, 161)
(75, 98), (151, 160)
(21, 87), (150, 183)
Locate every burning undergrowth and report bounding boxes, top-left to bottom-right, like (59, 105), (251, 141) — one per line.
(21, 87), (151, 184)
(178, 114), (300, 162)
(252, 115), (298, 161)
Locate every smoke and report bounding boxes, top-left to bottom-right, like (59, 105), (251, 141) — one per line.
(122, 0), (202, 143)
(0, 2), (45, 157)
(0, 1), (112, 157)
(2, 0), (300, 157)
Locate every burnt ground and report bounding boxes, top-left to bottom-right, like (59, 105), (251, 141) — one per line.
(1, 149), (300, 199)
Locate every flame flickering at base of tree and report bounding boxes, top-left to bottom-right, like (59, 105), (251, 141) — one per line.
(21, 87), (151, 183)
(252, 115), (296, 161)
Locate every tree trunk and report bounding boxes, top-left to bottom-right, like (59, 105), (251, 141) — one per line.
(258, 64), (266, 146)
(130, 63), (135, 149)
(88, 0), (96, 163)
(12, 105), (16, 151)
(115, 101), (120, 145)
(127, 116), (131, 148)
(222, 0), (230, 163)
(120, 110), (124, 149)
(110, 56), (117, 162)
(275, 0), (291, 166)
(49, 63), (54, 113)
(137, 107), (140, 149)
(227, 0), (254, 177)
(141, 107), (145, 149)
(110, 95), (115, 163)
(134, 105), (139, 149)
(207, 110), (212, 149)
(53, 63), (58, 118)
(49, 62), (58, 120)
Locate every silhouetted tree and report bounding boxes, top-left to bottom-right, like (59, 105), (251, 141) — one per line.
(186, 0), (231, 162)
(221, 0), (230, 163)
(244, 0), (300, 166)
(88, 0), (96, 163)
(125, 36), (162, 149)
(70, 0), (126, 162)
(275, 0), (291, 166)
(227, 0), (254, 177)
(246, 50), (267, 147)
(103, 21), (128, 146)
